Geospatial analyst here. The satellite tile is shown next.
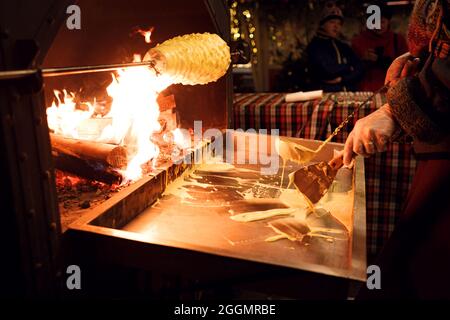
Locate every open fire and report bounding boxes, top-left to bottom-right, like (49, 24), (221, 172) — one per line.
(47, 55), (177, 182)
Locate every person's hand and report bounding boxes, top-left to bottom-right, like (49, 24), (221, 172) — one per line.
(362, 48), (378, 62)
(385, 52), (420, 86)
(324, 76), (342, 84)
(343, 104), (397, 166)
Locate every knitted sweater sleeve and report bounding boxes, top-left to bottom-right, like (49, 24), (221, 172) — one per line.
(387, 0), (450, 144)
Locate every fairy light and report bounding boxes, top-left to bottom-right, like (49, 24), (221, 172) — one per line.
(230, 1), (258, 65)
(230, 2), (241, 41)
(267, 17), (300, 65)
(243, 7), (258, 64)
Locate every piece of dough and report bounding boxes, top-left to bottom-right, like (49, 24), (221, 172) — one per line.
(267, 218), (311, 241)
(288, 171), (315, 211)
(275, 137), (316, 165)
(265, 234), (289, 242)
(230, 208), (296, 222)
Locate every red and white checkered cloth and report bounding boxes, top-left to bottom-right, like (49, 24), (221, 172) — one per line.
(233, 92), (417, 263)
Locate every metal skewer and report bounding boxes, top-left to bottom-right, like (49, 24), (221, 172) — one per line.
(279, 83), (391, 165)
(313, 82), (390, 154)
(0, 60), (160, 80)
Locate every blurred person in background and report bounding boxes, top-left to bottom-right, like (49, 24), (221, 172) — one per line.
(352, 3), (408, 91)
(306, 1), (363, 92)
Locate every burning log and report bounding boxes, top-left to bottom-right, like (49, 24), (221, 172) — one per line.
(52, 150), (123, 185)
(76, 117), (112, 141)
(50, 134), (127, 185)
(50, 133), (127, 168)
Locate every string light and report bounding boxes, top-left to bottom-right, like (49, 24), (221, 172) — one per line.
(230, 1), (258, 65)
(267, 15), (301, 65)
(230, 2), (241, 41)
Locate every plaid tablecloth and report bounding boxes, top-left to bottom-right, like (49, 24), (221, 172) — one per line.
(233, 92), (418, 263)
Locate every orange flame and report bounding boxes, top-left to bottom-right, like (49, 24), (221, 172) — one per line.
(135, 27), (154, 44)
(46, 90), (95, 138)
(172, 128), (192, 150)
(47, 60), (175, 182)
(101, 56), (174, 180)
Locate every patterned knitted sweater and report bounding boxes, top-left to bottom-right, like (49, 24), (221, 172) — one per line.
(387, 0), (450, 151)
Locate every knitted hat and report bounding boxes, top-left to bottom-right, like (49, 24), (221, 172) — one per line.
(319, 2), (344, 25)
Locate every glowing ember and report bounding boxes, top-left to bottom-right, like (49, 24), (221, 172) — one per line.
(135, 27), (154, 44)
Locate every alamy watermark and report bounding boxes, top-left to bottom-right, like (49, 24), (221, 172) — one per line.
(66, 5), (81, 30)
(366, 5), (381, 30)
(66, 264), (81, 290)
(366, 264), (381, 290)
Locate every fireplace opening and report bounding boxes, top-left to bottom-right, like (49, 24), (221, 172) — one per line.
(45, 34), (227, 231)
(36, 0), (232, 232)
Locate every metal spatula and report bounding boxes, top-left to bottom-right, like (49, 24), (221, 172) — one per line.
(290, 154), (344, 205)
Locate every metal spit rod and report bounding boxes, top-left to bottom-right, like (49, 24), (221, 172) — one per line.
(0, 60), (159, 80)
(0, 50), (243, 81)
